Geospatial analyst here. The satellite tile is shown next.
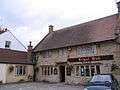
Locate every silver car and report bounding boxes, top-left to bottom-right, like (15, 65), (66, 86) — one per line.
(84, 74), (120, 90)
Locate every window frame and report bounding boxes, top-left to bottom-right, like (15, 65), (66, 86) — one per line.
(5, 41), (11, 49)
(15, 66), (26, 76)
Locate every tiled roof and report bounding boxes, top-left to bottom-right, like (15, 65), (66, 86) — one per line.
(34, 14), (118, 52)
(0, 48), (32, 64)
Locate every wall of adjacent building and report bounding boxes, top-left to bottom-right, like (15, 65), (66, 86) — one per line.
(0, 64), (7, 83)
(0, 31), (26, 51)
(5, 64), (33, 83)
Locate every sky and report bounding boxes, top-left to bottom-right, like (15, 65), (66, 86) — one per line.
(0, 0), (119, 48)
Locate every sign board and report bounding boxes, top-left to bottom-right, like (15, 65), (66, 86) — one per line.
(68, 55), (114, 62)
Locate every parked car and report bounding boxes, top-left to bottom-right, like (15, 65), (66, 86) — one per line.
(84, 74), (120, 90)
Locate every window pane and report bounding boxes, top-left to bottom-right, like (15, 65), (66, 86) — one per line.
(77, 45), (96, 55)
(51, 67), (53, 75)
(48, 67), (50, 75)
(45, 67), (46, 75)
(43, 67), (45, 75)
(91, 66), (95, 76)
(90, 75), (112, 82)
(16, 66), (19, 75)
(41, 67), (43, 75)
(59, 48), (68, 57)
(5, 41), (11, 48)
(19, 66), (23, 75)
(42, 51), (52, 58)
(80, 66), (85, 76)
(46, 67), (48, 75)
(62, 48), (67, 56)
(54, 68), (58, 75)
(85, 66), (90, 76)
(23, 66), (26, 75)
(96, 65), (100, 74)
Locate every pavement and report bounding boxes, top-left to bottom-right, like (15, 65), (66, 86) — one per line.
(0, 82), (84, 90)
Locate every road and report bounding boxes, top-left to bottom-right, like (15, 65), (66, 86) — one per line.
(0, 82), (84, 90)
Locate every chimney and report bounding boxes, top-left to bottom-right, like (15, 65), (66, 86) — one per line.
(117, 1), (120, 13)
(49, 25), (54, 33)
(115, 2), (120, 34)
(27, 41), (33, 60)
(0, 27), (7, 34)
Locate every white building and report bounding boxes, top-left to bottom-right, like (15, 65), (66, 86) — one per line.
(0, 27), (33, 83)
(0, 27), (26, 51)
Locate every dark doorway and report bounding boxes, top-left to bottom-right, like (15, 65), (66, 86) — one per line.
(59, 66), (65, 82)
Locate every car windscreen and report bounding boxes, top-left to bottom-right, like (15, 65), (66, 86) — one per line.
(90, 75), (112, 83)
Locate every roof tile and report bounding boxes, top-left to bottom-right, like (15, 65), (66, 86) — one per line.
(34, 14), (117, 52)
(0, 48), (32, 64)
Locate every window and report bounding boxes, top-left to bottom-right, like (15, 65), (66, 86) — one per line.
(42, 51), (52, 58)
(23, 66), (26, 75)
(91, 66), (95, 76)
(77, 45), (96, 56)
(51, 67), (53, 75)
(66, 66), (71, 76)
(41, 67), (43, 75)
(48, 67), (50, 75)
(80, 66), (85, 76)
(5, 41), (11, 48)
(44, 67), (47, 75)
(16, 66), (19, 75)
(41, 66), (52, 76)
(15, 66), (26, 75)
(75, 65), (101, 77)
(43, 67), (45, 75)
(62, 48), (68, 56)
(96, 65), (100, 74)
(59, 48), (68, 57)
(85, 66), (90, 76)
(19, 66), (23, 75)
(54, 68), (58, 75)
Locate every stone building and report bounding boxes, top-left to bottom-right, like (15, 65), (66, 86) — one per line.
(33, 2), (120, 84)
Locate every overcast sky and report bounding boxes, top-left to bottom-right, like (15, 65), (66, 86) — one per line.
(0, 0), (119, 48)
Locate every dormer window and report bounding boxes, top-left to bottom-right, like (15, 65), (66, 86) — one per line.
(5, 41), (11, 49)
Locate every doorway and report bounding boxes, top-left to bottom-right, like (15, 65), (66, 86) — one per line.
(59, 66), (65, 82)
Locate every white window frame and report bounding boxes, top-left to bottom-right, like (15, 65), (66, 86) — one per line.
(15, 66), (26, 76)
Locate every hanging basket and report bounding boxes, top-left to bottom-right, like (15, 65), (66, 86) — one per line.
(8, 66), (14, 73)
(111, 64), (119, 72)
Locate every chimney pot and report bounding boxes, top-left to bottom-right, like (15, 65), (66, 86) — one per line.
(49, 25), (54, 33)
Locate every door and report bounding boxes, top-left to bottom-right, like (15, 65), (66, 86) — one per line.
(59, 66), (65, 82)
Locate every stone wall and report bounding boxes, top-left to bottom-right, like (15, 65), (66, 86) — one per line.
(35, 40), (120, 84)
